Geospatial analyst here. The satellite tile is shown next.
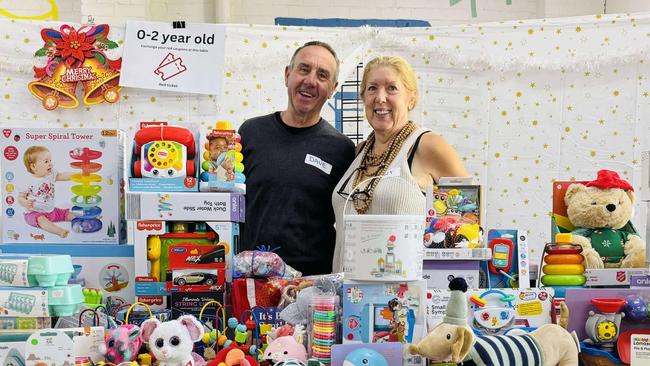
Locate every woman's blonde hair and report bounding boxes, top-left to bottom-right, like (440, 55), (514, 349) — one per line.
(360, 56), (418, 110)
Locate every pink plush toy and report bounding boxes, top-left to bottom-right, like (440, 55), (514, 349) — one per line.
(262, 324), (307, 364)
(140, 315), (206, 366)
(98, 324), (142, 364)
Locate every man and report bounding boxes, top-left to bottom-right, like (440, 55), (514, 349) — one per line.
(239, 41), (355, 275)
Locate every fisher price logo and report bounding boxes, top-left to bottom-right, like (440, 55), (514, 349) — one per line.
(2, 129), (11, 138)
(137, 221), (163, 231)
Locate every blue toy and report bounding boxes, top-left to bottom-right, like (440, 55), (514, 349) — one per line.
(624, 295), (648, 321)
(343, 348), (389, 366)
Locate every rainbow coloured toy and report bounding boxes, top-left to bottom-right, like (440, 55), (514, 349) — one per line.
(69, 147), (103, 233)
(200, 121), (246, 192)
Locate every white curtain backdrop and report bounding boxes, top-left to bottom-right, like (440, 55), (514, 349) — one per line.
(1, 13), (649, 264)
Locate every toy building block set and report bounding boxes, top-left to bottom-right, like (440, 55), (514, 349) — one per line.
(1, 128), (125, 244)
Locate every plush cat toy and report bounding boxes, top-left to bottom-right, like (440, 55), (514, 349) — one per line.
(99, 324), (142, 364)
(140, 315), (206, 366)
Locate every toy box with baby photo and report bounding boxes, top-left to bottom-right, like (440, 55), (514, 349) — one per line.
(1, 128), (125, 244)
(199, 121), (246, 193)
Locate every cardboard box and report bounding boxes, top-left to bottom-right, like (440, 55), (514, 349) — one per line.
(0, 244), (135, 311)
(425, 184), (482, 248)
(127, 122), (200, 192)
(422, 260), (480, 289)
(565, 287), (650, 340)
(170, 290), (226, 320)
(342, 281), (427, 366)
(198, 129), (246, 193)
(426, 287), (554, 332)
(1, 128), (125, 244)
(125, 191), (245, 222)
(133, 221), (237, 297)
(485, 229), (530, 289)
(423, 247), (491, 260)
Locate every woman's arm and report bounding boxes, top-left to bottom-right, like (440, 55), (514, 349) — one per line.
(415, 133), (469, 183)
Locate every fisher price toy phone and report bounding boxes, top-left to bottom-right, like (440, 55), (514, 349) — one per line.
(132, 124), (195, 179)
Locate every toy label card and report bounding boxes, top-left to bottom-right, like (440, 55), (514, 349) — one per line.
(631, 334), (650, 365)
(121, 21), (225, 95)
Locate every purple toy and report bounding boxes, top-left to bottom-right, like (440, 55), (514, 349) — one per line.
(624, 295), (648, 321)
(98, 324), (142, 364)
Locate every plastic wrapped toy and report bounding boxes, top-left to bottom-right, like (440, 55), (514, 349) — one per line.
(234, 251), (301, 279)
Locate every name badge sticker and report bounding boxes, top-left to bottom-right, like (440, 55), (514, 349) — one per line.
(384, 167), (401, 177)
(305, 154), (332, 175)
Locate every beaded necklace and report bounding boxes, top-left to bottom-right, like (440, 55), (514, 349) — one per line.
(351, 121), (416, 213)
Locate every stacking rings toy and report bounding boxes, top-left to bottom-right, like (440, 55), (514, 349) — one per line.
(541, 274), (586, 286)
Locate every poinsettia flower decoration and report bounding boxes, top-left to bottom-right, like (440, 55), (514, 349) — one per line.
(54, 27), (96, 68)
(33, 24), (121, 78)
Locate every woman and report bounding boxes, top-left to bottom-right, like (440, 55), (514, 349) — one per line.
(331, 56), (468, 273)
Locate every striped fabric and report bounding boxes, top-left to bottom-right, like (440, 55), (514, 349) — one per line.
(465, 334), (544, 366)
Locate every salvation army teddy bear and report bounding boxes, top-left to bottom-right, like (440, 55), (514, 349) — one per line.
(565, 169), (646, 269)
(408, 278), (579, 365)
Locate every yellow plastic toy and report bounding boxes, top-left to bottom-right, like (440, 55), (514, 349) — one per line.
(146, 235), (162, 281)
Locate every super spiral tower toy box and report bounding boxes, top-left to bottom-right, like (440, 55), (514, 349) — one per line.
(1, 128), (125, 244)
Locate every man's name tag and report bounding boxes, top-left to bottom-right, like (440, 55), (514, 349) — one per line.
(305, 154), (332, 174)
(384, 167), (401, 177)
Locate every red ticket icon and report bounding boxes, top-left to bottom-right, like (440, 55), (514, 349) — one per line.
(154, 52), (187, 81)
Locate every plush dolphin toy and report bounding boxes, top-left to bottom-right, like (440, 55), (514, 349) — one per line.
(343, 348), (389, 366)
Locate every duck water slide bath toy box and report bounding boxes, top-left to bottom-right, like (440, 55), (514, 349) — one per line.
(0, 128), (125, 244)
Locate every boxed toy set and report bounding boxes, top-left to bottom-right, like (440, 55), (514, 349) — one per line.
(125, 191), (245, 221)
(1, 128), (125, 244)
(128, 122), (200, 192)
(342, 215), (425, 281)
(133, 220), (237, 299)
(199, 121), (246, 193)
(0, 244), (135, 312)
(425, 287), (555, 332)
(424, 183), (482, 249)
(342, 281), (427, 366)
(484, 229), (530, 289)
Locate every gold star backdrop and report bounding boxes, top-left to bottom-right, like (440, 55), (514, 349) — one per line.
(1, 14), (648, 263)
